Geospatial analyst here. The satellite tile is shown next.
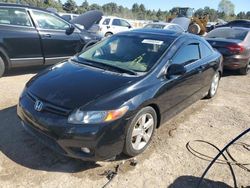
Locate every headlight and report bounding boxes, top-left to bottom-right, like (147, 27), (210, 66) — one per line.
(68, 106), (129, 124)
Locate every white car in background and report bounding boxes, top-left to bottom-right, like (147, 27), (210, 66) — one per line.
(89, 16), (133, 37)
(58, 13), (79, 22)
(144, 22), (185, 33)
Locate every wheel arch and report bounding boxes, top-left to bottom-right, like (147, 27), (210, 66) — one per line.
(0, 47), (10, 69)
(146, 103), (161, 129)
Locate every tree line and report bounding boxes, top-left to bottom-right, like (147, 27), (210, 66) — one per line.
(1, 0), (250, 22)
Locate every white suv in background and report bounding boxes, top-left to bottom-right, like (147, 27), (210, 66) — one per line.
(90, 16), (133, 37)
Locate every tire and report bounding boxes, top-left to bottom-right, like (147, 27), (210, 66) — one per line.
(123, 106), (157, 157)
(206, 71), (220, 99)
(104, 32), (113, 37)
(0, 56), (5, 78)
(188, 23), (201, 35)
(239, 63), (249, 75)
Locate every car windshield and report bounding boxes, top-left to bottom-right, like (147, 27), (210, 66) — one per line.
(206, 28), (248, 40)
(78, 35), (172, 73)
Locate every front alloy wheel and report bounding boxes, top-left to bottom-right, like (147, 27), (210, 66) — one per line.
(123, 107), (157, 157)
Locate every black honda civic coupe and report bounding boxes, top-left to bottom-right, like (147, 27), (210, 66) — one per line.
(17, 29), (222, 161)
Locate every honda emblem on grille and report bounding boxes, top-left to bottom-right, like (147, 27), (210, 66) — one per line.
(34, 100), (43, 112)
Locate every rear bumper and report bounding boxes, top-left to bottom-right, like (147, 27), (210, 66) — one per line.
(17, 94), (129, 161)
(223, 57), (249, 70)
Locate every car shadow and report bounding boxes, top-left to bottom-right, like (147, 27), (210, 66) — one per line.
(4, 66), (50, 77)
(168, 175), (231, 188)
(0, 105), (101, 173)
(222, 69), (243, 77)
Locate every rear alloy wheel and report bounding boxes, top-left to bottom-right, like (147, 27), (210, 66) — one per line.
(206, 71), (220, 99)
(0, 56), (5, 78)
(239, 63), (249, 75)
(123, 107), (157, 157)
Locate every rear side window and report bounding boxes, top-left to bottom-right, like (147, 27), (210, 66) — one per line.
(172, 44), (200, 65)
(102, 18), (110, 25)
(206, 28), (248, 40)
(200, 42), (213, 58)
(0, 7), (32, 27)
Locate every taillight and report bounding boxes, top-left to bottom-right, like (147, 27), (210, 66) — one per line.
(226, 44), (245, 53)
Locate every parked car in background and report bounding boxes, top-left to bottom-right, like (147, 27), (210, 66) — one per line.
(58, 12), (79, 22)
(0, 3), (102, 78)
(206, 19), (227, 32)
(89, 16), (133, 37)
(206, 27), (250, 75)
(144, 22), (185, 33)
(18, 29), (222, 161)
(216, 19), (250, 29)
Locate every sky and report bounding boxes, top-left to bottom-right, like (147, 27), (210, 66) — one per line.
(63, 0), (249, 13)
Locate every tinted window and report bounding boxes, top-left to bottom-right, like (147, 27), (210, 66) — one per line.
(172, 44), (200, 65)
(0, 7), (31, 27)
(206, 28), (248, 40)
(79, 35), (173, 72)
(102, 18), (110, 25)
(200, 42), (213, 58)
(32, 10), (69, 30)
(112, 19), (121, 26)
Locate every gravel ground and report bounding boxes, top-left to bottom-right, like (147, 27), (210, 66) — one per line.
(0, 68), (249, 188)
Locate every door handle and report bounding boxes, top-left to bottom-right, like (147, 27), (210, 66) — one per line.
(42, 34), (51, 38)
(197, 65), (205, 72)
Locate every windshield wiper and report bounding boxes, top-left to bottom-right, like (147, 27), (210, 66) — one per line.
(72, 57), (137, 75)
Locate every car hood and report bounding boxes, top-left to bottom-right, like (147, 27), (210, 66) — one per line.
(71, 10), (103, 30)
(26, 60), (136, 110)
(171, 17), (190, 31)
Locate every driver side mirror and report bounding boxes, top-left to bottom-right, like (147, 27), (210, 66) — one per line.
(166, 63), (186, 78)
(66, 24), (75, 35)
(128, 25), (132, 29)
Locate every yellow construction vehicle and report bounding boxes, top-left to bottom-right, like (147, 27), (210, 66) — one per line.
(166, 7), (209, 35)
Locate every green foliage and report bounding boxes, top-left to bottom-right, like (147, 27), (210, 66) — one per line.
(218, 0), (235, 16)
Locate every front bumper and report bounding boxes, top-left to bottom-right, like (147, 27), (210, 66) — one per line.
(17, 93), (129, 161)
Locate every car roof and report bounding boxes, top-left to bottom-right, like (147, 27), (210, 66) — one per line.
(0, 3), (53, 13)
(229, 19), (250, 23)
(213, 26), (250, 31)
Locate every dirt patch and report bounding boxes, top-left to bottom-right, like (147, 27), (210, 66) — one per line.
(0, 69), (249, 188)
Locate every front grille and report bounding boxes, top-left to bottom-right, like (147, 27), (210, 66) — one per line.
(26, 91), (71, 116)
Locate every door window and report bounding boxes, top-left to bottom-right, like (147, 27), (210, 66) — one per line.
(172, 44), (200, 65)
(112, 19), (121, 26)
(0, 7), (32, 27)
(32, 10), (69, 30)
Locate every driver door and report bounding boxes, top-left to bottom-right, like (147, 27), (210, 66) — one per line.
(158, 42), (203, 120)
(30, 10), (82, 64)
